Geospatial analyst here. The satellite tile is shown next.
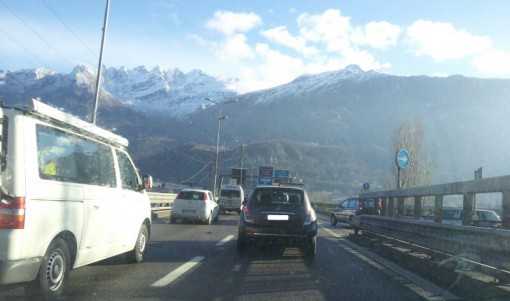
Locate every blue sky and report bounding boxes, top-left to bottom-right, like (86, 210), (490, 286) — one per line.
(1, 0), (510, 92)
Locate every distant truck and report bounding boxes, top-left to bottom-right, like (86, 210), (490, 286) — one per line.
(218, 185), (244, 214)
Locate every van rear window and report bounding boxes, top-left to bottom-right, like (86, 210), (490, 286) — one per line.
(36, 125), (116, 187)
(221, 190), (240, 197)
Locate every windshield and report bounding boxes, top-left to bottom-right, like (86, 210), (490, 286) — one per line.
(1, 1), (510, 301)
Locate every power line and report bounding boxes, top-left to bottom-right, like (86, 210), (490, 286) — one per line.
(0, 27), (53, 69)
(0, 0), (75, 68)
(40, 0), (98, 60)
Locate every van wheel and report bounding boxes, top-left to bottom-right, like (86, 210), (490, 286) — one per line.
(129, 224), (148, 263)
(38, 238), (71, 300)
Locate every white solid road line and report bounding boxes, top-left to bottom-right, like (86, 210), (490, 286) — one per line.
(151, 256), (204, 287)
(216, 235), (234, 247)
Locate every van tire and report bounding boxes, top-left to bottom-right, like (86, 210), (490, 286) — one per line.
(38, 237), (71, 300)
(129, 224), (148, 263)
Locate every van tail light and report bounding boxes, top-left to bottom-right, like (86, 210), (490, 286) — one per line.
(377, 199), (382, 210)
(203, 193), (207, 201)
(0, 196), (26, 229)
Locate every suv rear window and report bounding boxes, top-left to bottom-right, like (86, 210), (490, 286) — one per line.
(252, 188), (303, 206)
(362, 198), (377, 208)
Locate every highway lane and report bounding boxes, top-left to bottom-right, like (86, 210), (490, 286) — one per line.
(0, 214), (458, 301)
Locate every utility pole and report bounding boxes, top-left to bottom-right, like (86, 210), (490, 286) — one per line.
(92, 0), (110, 124)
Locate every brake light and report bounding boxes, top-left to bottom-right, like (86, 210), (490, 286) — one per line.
(243, 205), (253, 223)
(203, 193), (207, 201)
(359, 199), (363, 210)
(303, 209), (317, 226)
(377, 198), (382, 210)
(176, 193), (181, 199)
(0, 196), (25, 229)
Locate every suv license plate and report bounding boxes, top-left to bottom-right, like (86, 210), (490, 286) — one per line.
(267, 215), (289, 221)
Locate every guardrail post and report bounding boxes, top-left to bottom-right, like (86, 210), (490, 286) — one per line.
(434, 195), (443, 223)
(381, 197), (388, 216)
(502, 191), (510, 229)
(413, 196), (422, 219)
(462, 193), (475, 226)
(397, 197), (404, 216)
(388, 197), (395, 217)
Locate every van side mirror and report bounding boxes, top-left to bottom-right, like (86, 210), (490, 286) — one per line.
(142, 175), (153, 189)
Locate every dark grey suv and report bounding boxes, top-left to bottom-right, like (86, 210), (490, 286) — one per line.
(237, 185), (318, 258)
(330, 197), (381, 227)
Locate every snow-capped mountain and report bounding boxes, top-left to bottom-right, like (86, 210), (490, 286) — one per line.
(242, 64), (385, 104)
(0, 64), (383, 119)
(101, 66), (237, 117)
(0, 65), (238, 119)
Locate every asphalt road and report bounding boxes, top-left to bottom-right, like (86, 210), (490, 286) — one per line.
(1, 214), (459, 301)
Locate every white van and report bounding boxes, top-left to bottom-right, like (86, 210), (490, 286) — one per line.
(218, 185), (244, 214)
(0, 99), (152, 300)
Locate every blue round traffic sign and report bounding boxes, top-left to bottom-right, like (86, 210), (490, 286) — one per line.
(396, 149), (409, 169)
(363, 183), (370, 191)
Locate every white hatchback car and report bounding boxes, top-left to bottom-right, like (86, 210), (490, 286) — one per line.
(170, 189), (219, 224)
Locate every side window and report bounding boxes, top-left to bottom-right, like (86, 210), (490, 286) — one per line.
(116, 150), (140, 191)
(349, 200), (358, 208)
(340, 200), (349, 208)
(36, 125), (116, 186)
(208, 192), (214, 201)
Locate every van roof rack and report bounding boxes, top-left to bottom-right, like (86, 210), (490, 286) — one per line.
(27, 99), (128, 147)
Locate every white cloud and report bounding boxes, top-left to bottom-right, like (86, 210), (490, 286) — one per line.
(297, 9), (352, 53)
(255, 44), (305, 84)
(406, 20), (493, 62)
(260, 26), (319, 56)
(353, 21), (401, 50)
(206, 11), (262, 35)
(474, 50), (510, 75)
(212, 33), (256, 62)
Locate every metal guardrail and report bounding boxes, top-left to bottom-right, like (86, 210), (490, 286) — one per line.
(354, 174), (510, 278)
(147, 192), (176, 211)
(356, 215), (510, 278)
(360, 174), (510, 227)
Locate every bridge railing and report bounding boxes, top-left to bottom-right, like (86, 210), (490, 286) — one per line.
(355, 175), (510, 277)
(359, 175), (510, 228)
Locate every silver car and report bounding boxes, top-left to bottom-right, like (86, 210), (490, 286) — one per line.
(170, 189), (219, 224)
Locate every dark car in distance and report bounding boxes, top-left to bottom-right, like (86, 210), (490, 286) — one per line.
(237, 185), (318, 258)
(330, 197), (381, 227)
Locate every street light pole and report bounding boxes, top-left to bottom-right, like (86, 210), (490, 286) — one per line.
(205, 97), (237, 196)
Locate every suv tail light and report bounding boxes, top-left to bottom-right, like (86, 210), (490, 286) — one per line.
(243, 205), (253, 223)
(0, 196), (25, 229)
(303, 208), (317, 226)
(377, 198), (382, 210)
(359, 199), (363, 210)
(203, 192), (207, 201)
